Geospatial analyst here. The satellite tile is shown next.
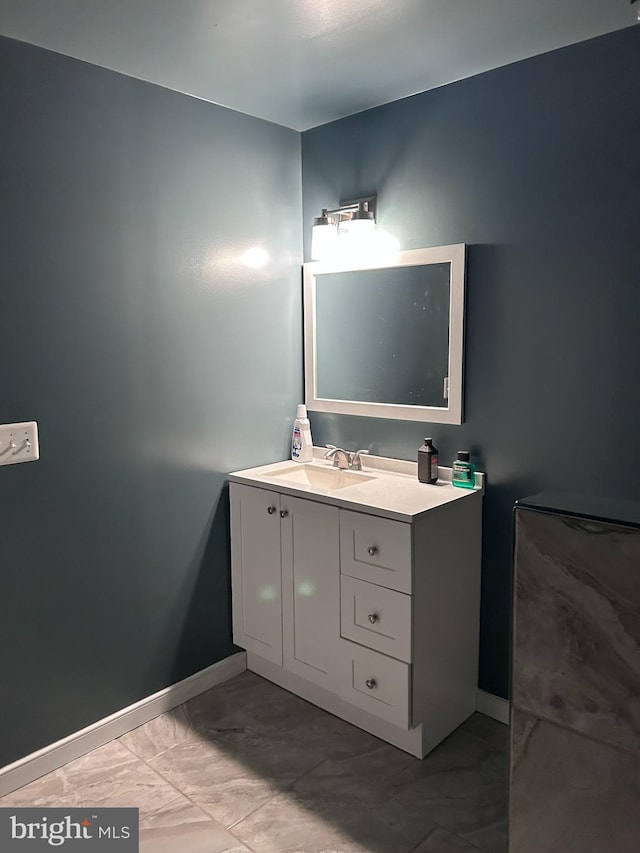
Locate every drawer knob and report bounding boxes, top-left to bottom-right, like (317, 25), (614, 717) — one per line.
(267, 506), (276, 515)
(367, 613), (378, 624)
(280, 509), (289, 518)
(365, 678), (377, 690)
(367, 546), (378, 556)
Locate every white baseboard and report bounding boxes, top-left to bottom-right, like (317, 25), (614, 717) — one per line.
(0, 651), (247, 798)
(476, 688), (510, 725)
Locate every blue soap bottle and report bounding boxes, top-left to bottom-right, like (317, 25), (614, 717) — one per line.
(452, 451), (476, 489)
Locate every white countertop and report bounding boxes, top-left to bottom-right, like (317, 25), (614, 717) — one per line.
(229, 448), (484, 522)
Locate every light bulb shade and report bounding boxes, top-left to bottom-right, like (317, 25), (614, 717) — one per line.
(346, 202), (375, 244)
(351, 201), (375, 225)
(311, 198), (390, 262)
(311, 213), (337, 261)
(346, 217), (375, 237)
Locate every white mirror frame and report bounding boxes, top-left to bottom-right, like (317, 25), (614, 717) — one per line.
(303, 244), (466, 424)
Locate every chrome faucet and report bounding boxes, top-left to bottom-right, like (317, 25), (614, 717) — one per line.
(350, 448), (370, 471)
(324, 445), (370, 470)
(324, 445), (351, 469)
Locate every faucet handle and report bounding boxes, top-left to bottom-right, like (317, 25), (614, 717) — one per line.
(351, 449), (370, 471)
(324, 445), (350, 469)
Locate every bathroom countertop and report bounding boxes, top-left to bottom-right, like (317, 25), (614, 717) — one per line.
(229, 449), (484, 522)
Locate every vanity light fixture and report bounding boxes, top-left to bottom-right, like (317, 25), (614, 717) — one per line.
(345, 200), (375, 237)
(311, 209), (338, 261)
(311, 196), (398, 263)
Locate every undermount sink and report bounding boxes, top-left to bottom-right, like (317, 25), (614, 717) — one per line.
(263, 463), (375, 491)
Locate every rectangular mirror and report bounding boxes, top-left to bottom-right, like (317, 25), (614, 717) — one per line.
(303, 244), (466, 424)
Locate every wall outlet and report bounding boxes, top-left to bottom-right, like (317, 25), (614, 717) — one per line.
(0, 421), (40, 467)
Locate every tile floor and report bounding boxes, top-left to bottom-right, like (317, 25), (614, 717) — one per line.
(1, 671), (509, 852)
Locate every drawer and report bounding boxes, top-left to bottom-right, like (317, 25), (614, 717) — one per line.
(340, 510), (412, 593)
(341, 575), (412, 663)
(338, 640), (411, 729)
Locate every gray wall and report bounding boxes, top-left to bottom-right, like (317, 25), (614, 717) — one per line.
(302, 27), (640, 699)
(0, 36), (302, 766)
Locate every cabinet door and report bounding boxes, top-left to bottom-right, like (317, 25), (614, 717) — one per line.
(281, 496), (340, 690)
(230, 483), (282, 665)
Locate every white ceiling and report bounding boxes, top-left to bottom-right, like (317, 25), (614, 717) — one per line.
(0, 0), (636, 130)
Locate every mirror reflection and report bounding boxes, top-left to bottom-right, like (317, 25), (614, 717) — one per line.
(315, 264), (450, 408)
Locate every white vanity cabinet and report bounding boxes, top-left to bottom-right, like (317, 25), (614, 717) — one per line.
(230, 484), (283, 666)
(230, 483), (340, 690)
(229, 458), (483, 759)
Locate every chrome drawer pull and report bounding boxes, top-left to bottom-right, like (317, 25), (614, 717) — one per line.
(365, 678), (377, 690)
(367, 546), (378, 556)
(267, 506), (276, 515)
(367, 613), (378, 624)
(280, 509), (289, 518)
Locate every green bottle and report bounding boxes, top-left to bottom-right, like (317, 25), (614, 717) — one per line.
(452, 451), (476, 489)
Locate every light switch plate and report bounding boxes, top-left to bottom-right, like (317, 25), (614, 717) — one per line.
(0, 421), (40, 466)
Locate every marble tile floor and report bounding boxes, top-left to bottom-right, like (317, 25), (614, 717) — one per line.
(1, 671), (509, 853)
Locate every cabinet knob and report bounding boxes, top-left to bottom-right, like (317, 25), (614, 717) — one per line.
(365, 678), (377, 690)
(280, 509), (289, 518)
(267, 506), (276, 515)
(367, 546), (378, 557)
(367, 613), (378, 624)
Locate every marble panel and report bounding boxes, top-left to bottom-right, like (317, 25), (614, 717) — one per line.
(0, 741), (178, 818)
(389, 729), (508, 849)
(513, 508), (640, 755)
(510, 709), (640, 853)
